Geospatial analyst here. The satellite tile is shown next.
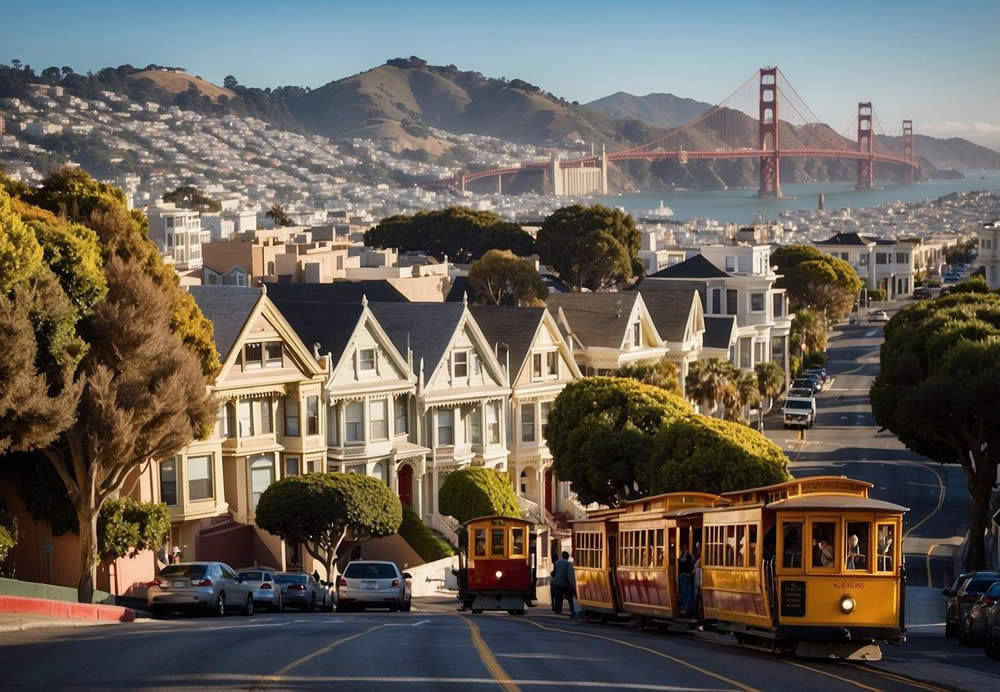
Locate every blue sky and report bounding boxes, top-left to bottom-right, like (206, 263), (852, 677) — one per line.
(4, 0), (998, 148)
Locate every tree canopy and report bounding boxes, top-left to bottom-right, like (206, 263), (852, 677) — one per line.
(97, 497), (170, 564)
(547, 377), (690, 507)
(535, 205), (640, 291)
(364, 207), (535, 263)
(871, 288), (1000, 568)
(467, 249), (547, 306)
(614, 359), (682, 397)
(438, 467), (519, 523)
(255, 473), (402, 580)
(162, 185), (221, 213)
(772, 245), (862, 320)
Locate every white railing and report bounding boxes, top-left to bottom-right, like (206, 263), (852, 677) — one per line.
(426, 512), (459, 547)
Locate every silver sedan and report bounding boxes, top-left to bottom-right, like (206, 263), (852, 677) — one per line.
(236, 568), (284, 612)
(147, 562), (255, 617)
(337, 561), (411, 612)
(274, 572), (333, 611)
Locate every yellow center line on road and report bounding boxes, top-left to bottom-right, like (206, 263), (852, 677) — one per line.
(849, 664), (950, 692)
(462, 615), (521, 692)
(510, 617), (757, 692)
(254, 623), (387, 687)
(781, 659), (882, 692)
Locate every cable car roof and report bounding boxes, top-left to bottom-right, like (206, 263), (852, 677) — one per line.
(460, 515), (534, 527)
(766, 495), (908, 512)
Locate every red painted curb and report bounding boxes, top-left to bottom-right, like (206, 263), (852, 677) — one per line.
(0, 595), (135, 623)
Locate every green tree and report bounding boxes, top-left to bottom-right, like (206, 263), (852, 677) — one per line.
(547, 377), (690, 507)
(535, 204), (640, 291)
(755, 361), (786, 427)
(726, 370), (761, 425)
(614, 359), (682, 397)
(772, 245), (862, 320)
(791, 309), (827, 356)
(467, 249), (548, 306)
(871, 290), (1000, 569)
(0, 187), (43, 295)
(364, 207), (534, 263)
(162, 185), (221, 213)
(97, 498), (170, 564)
(255, 473), (403, 581)
(685, 358), (736, 416)
(439, 467), (519, 523)
(0, 498), (18, 576)
(648, 415), (790, 495)
(266, 203), (292, 227)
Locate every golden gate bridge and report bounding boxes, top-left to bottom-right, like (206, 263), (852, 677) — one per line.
(426, 67), (917, 198)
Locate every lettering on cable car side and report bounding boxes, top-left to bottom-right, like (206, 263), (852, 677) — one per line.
(832, 581), (865, 590)
(781, 580), (806, 617)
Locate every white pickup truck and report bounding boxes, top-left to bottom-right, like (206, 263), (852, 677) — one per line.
(783, 396), (816, 429)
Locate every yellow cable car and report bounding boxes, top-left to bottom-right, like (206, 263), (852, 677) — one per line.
(457, 516), (537, 615)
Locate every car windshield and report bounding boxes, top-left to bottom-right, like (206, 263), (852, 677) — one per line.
(965, 578), (999, 594)
(344, 563), (397, 579)
(786, 400), (812, 409)
(239, 571), (264, 581)
(789, 389), (812, 398)
(986, 583), (1000, 597)
(274, 574), (307, 584)
(159, 564), (206, 578)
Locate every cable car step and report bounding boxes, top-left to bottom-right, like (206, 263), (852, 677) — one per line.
(471, 595), (525, 612)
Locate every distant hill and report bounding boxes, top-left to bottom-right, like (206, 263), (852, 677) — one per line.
(877, 134), (1000, 171)
(585, 92), (713, 129)
(127, 70), (235, 101)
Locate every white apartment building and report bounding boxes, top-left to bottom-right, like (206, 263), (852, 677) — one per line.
(146, 202), (210, 270)
(814, 232), (915, 299)
(978, 221), (1000, 290)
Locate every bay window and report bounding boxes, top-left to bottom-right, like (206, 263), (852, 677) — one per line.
(487, 401), (501, 445)
(437, 409), (454, 446)
(284, 396), (299, 436)
(306, 395), (319, 436)
(249, 453), (274, 512)
(160, 458), (178, 506)
(346, 402), (363, 443)
(521, 404), (535, 443)
(187, 455), (213, 501)
(238, 400), (254, 438)
(394, 396), (408, 435)
(370, 399), (388, 440)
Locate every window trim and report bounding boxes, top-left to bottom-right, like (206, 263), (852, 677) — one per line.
(345, 401), (364, 445)
(306, 395), (320, 436)
(284, 396), (300, 437)
(452, 350), (469, 379)
(520, 403), (536, 443)
(750, 292), (765, 312)
(243, 342), (263, 370)
(369, 398), (388, 441)
(186, 454), (214, 502)
(264, 341), (283, 368)
(159, 457), (178, 506)
(358, 348), (376, 376)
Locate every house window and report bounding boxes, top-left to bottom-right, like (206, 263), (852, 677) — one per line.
(876, 253), (888, 265)
(487, 401), (501, 445)
(187, 455), (213, 501)
(249, 453), (275, 512)
(739, 338), (752, 369)
(469, 408), (481, 444)
(546, 351), (558, 377)
(359, 348), (375, 374)
(370, 399), (388, 440)
(327, 406), (338, 446)
(437, 409), (454, 446)
(284, 396), (300, 436)
(532, 353), (542, 379)
(521, 404), (535, 443)
(453, 351), (468, 378)
(726, 289), (738, 315)
(772, 336), (786, 368)
(160, 458), (178, 506)
(238, 400), (254, 438)
(712, 289), (721, 314)
(260, 399), (273, 435)
(217, 403), (234, 439)
(306, 396), (319, 435)
(896, 252), (909, 265)
(284, 455), (299, 477)
(859, 254), (869, 266)
(773, 293), (784, 318)
(632, 322), (641, 348)
(754, 341), (766, 364)
(725, 256), (737, 272)
(264, 342), (282, 368)
(751, 293), (765, 312)
(394, 396), (408, 435)
(345, 401), (364, 443)
(540, 401), (552, 439)
(244, 342), (263, 370)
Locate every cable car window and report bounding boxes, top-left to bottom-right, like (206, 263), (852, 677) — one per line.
(511, 527), (525, 557)
(491, 528), (505, 556)
(845, 521), (870, 570)
(474, 529), (487, 557)
(782, 522), (802, 569)
(877, 524), (895, 572)
(735, 525), (746, 567)
(725, 525), (737, 567)
(656, 529), (665, 567)
(748, 525), (758, 566)
(811, 521), (836, 568)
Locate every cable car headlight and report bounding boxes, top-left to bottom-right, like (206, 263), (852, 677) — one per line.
(495, 570), (503, 580)
(840, 595), (856, 614)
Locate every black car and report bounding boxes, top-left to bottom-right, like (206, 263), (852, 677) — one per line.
(944, 571), (1000, 638)
(792, 376), (822, 394)
(913, 287), (931, 299)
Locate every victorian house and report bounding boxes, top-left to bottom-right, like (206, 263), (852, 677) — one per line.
(633, 283), (706, 395)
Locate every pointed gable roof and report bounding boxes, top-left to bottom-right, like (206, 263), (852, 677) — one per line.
(368, 302), (466, 373)
(637, 283), (703, 342)
(545, 292), (641, 348)
(188, 286), (262, 360)
(266, 297), (365, 366)
(704, 316), (737, 349)
(649, 253), (729, 279)
(468, 306), (546, 376)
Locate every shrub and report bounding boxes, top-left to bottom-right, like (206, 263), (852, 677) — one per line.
(439, 467), (519, 523)
(97, 497), (171, 563)
(804, 351), (828, 368)
(869, 287), (888, 301)
(398, 506), (454, 561)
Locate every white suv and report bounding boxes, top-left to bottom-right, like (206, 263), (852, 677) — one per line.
(783, 396), (816, 429)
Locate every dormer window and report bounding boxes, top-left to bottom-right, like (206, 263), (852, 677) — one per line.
(264, 342), (282, 368)
(533, 353), (543, 379)
(453, 351), (469, 378)
(546, 351), (558, 377)
(632, 322), (641, 348)
(244, 343), (263, 369)
(359, 348), (376, 374)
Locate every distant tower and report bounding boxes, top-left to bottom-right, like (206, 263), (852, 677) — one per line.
(758, 67), (781, 198)
(902, 120), (914, 185)
(818, 192), (825, 210)
(856, 102), (874, 190)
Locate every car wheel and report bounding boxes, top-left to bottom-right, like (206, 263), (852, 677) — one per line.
(241, 595), (254, 616)
(215, 593), (226, 617)
(307, 594), (316, 612)
(402, 598), (411, 613)
(336, 602), (348, 613)
(945, 620), (957, 638)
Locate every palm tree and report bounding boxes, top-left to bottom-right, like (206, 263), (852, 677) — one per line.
(792, 309), (826, 356)
(722, 368), (760, 425)
(266, 203), (292, 228)
(754, 361), (785, 429)
(685, 358), (735, 417)
(614, 359), (682, 397)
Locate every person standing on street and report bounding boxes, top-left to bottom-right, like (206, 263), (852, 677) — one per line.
(550, 551), (577, 617)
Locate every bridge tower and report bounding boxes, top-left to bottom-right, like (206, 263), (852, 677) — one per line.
(856, 102), (874, 190)
(902, 120), (914, 184)
(758, 67), (781, 198)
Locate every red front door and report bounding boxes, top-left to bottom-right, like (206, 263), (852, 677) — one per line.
(398, 464), (413, 508)
(544, 469), (553, 513)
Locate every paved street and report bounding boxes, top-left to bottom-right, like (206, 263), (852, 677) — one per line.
(0, 603), (958, 691)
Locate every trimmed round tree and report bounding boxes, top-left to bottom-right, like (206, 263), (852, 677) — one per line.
(649, 415), (791, 495)
(772, 245), (862, 320)
(255, 473), (402, 580)
(438, 467), (519, 523)
(547, 377), (691, 507)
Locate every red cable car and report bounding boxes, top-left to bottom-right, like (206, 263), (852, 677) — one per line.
(457, 516), (536, 615)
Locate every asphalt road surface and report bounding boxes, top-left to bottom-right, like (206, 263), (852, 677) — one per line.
(0, 604), (954, 691)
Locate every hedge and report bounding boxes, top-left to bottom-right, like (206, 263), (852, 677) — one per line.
(439, 467), (519, 523)
(398, 506), (454, 562)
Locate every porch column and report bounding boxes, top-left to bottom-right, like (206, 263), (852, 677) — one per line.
(431, 408), (439, 515)
(337, 400), (346, 451)
(416, 471), (425, 520)
(537, 465), (545, 515)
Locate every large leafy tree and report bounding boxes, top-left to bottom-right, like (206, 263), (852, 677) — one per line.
(772, 245), (862, 320)
(255, 473), (403, 581)
(535, 204), (640, 291)
(364, 207), (534, 263)
(439, 467), (520, 523)
(648, 416), (790, 495)
(467, 249), (547, 306)
(871, 288), (1000, 569)
(547, 377), (690, 507)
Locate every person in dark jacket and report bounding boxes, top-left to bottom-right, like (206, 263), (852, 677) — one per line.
(550, 551), (577, 617)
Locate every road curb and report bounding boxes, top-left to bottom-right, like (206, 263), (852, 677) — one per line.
(0, 618), (114, 634)
(0, 595), (135, 623)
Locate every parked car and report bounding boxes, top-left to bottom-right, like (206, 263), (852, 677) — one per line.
(944, 571), (999, 638)
(274, 572), (333, 611)
(802, 367), (827, 383)
(913, 287), (931, 299)
(870, 310), (889, 322)
(983, 584), (1000, 658)
(337, 561), (412, 612)
(236, 568), (284, 612)
(147, 562), (255, 617)
(787, 387), (814, 399)
(783, 396), (816, 429)
(962, 581), (1000, 646)
(792, 376), (822, 395)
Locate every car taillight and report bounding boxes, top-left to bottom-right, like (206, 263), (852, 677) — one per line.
(338, 577), (347, 588)
(962, 594), (978, 603)
(984, 597), (995, 607)
(192, 578), (212, 587)
(260, 583), (272, 590)
(289, 583), (306, 590)
(391, 579), (399, 588)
